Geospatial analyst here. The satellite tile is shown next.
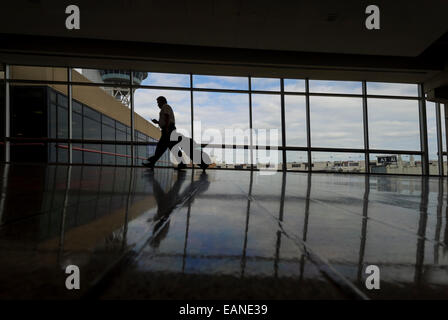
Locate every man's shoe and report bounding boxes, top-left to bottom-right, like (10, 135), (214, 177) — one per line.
(176, 162), (187, 170)
(200, 162), (209, 172)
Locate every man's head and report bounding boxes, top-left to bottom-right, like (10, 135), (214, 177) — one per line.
(156, 96), (167, 108)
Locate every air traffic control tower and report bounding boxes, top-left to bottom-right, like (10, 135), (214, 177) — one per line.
(81, 69), (148, 106)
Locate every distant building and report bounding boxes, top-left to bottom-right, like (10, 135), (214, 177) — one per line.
(7, 66), (168, 166)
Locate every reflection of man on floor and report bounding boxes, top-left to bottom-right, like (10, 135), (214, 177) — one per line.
(149, 172), (210, 249)
(149, 172), (185, 248)
(143, 96), (186, 170)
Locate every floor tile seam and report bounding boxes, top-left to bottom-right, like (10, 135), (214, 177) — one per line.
(231, 181), (370, 300)
(303, 195), (446, 249)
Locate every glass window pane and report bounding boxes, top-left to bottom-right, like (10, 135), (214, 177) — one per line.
(286, 151), (308, 171)
(442, 105), (446, 152)
(153, 148), (170, 167)
(367, 82), (418, 97)
(0, 79), (4, 159)
(72, 68), (131, 85)
(251, 78), (280, 92)
(194, 92), (249, 145)
(57, 144), (68, 163)
(369, 154), (421, 175)
(73, 100), (82, 114)
(116, 130), (126, 142)
(57, 93), (68, 108)
(310, 96), (363, 148)
(139, 72), (189, 87)
(254, 150), (282, 171)
(11, 142), (48, 162)
(252, 94), (281, 147)
(50, 90), (57, 103)
(83, 144), (101, 164)
(285, 95), (307, 146)
(10, 65), (67, 82)
(83, 106), (101, 122)
(309, 80), (362, 94)
(284, 79), (305, 92)
(193, 75), (248, 90)
(311, 152), (365, 173)
(49, 103), (57, 139)
(202, 147), (249, 169)
(72, 143), (83, 164)
(72, 85), (130, 131)
(102, 123), (115, 141)
(10, 85), (47, 138)
(116, 121), (126, 133)
(426, 101), (439, 175)
(134, 88), (191, 140)
(147, 139), (157, 165)
(49, 143), (57, 162)
(50, 84), (69, 96)
(368, 98), (420, 151)
(116, 145), (128, 165)
(0, 73), (3, 161)
(102, 114), (115, 127)
(135, 144), (149, 166)
(444, 155), (447, 176)
(102, 144), (116, 165)
(84, 117), (101, 140)
(57, 106), (68, 139)
(72, 112), (83, 139)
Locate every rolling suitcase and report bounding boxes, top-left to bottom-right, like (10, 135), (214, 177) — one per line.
(172, 132), (210, 171)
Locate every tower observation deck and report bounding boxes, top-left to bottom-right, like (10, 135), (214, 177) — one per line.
(81, 69), (148, 106)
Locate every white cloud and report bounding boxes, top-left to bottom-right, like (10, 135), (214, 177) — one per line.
(366, 82), (418, 97)
(309, 80), (362, 94)
(141, 72), (190, 87)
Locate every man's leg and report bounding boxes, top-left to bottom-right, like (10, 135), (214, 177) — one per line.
(168, 132), (189, 169)
(145, 131), (170, 167)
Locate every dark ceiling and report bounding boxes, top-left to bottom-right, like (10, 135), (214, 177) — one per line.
(0, 0), (447, 87)
(1, 0), (447, 57)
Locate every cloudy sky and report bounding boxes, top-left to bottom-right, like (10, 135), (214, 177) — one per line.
(133, 72), (445, 164)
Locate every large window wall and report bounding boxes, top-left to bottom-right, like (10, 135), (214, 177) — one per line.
(2, 63), (447, 176)
(0, 65), (4, 161)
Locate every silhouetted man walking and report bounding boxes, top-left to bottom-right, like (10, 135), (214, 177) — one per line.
(143, 96), (184, 169)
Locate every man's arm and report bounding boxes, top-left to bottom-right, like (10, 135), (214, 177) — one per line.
(162, 113), (170, 130)
(157, 111), (170, 130)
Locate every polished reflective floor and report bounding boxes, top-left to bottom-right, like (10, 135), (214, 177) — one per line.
(0, 164), (447, 299)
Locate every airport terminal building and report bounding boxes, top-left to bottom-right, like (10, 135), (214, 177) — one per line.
(1, 66), (167, 166)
